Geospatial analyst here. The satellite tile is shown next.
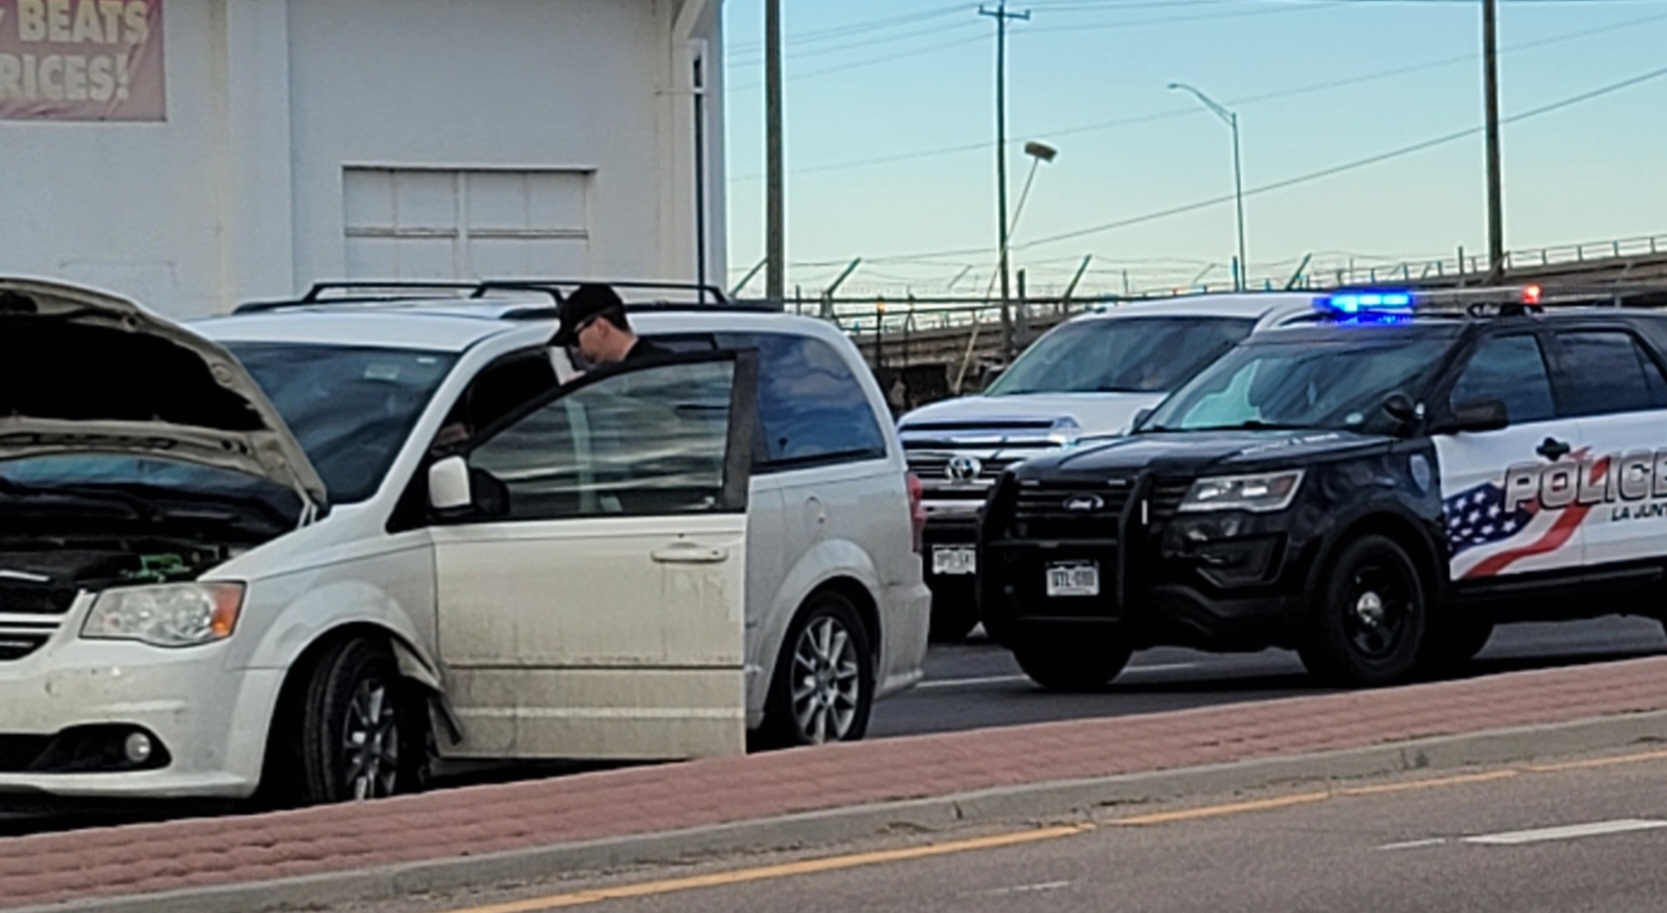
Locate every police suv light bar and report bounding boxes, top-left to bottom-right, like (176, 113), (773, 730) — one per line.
(1315, 284), (1544, 318)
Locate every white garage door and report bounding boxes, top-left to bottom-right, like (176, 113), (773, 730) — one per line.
(343, 167), (592, 280)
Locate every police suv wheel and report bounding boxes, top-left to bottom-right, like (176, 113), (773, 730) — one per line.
(1011, 629), (1133, 692)
(1299, 535), (1425, 686)
(1417, 615), (1494, 671)
(757, 593), (875, 749)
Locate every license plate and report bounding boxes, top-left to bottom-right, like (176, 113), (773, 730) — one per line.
(932, 546), (977, 576)
(1046, 562), (1100, 597)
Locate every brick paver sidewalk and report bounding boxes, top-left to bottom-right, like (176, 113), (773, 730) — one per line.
(5, 656), (1667, 910)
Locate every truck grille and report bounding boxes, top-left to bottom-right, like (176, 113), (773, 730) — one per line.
(1009, 479), (1136, 541)
(906, 452), (1027, 495)
(1150, 478), (1194, 519)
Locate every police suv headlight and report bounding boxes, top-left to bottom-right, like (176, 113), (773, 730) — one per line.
(81, 583), (245, 648)
(1179, 471), (1305, 514)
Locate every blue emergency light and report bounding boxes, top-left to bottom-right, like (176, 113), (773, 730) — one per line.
(1318, 290), (1415, 314)
(1311, 289), (1418, 325)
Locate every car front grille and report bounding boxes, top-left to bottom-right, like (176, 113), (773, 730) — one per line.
(907, 453), (1028, 499)
(1149, 477), (1194, 519)
(0, 582), (80, 616)
(1009, 478), (1137, 541)
(0, 633), (49, 662)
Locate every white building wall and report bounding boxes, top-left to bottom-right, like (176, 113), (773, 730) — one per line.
(0, 0), (724, 318)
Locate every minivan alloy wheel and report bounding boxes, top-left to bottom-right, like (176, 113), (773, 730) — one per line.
(343, 678), (401, 800)
(792, 616), (862, 743)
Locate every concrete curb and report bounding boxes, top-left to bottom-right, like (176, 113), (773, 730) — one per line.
(24, 709), (1667, 913)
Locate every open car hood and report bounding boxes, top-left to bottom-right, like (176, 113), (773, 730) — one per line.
(0, 278), (328, 510)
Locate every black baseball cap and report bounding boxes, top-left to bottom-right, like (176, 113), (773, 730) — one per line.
(552, 283), (625, 345)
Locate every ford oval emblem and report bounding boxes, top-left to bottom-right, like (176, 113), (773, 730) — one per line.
(946, 455), (984, 482)
(1063, 494), (1105, 513)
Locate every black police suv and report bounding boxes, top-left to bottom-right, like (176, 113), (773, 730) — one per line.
(979, 285), (1667, 688)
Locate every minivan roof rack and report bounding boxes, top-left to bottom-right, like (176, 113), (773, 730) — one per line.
(234, 278), (749, 316)
(473, 279), (732, 305)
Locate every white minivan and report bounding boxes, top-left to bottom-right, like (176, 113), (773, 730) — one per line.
(0, 278), (929, 803)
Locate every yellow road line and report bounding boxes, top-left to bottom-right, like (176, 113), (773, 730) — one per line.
(439, 748), (1667, 913)
(1524, 746), (1667, 773)
(1335, 769), (1520, 796)
(446, 824), (1093, 913)
(1107, 792), (1330, 826)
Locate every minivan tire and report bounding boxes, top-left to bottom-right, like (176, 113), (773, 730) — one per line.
(756, 592), (875, 749)
(291, 638), (425, 804)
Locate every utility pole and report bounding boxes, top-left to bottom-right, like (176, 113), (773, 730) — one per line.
(980, 1), (1029, 314)
(1482, 0), (1505, 282)
(765, 0), (786, 306)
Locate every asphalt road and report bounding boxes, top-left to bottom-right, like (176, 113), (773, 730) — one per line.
(354, 743), (1667, 913)
(870, 616), (1667, 738)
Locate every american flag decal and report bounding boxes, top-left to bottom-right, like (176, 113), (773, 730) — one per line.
(1444, 482), (1534, 557)
(1445, 450), (1607, 579)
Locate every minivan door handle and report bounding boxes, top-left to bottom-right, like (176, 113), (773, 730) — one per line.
(651, 543), (730, 565)
(1536, 437), (1572, 461)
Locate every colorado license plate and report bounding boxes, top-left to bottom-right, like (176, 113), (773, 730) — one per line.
(1046, 562), (1100, 597)
(932, 546), (977, 576)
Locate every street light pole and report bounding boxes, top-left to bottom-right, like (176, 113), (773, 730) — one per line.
(980, 1), (1030, 312)
(1008, 140), (1058, 240)
(1170, 82), (1247, 292)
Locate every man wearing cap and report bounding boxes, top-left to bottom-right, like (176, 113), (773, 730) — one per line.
(552, 283), (671, 372)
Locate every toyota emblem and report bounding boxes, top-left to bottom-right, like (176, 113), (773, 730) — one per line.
(1063, 494), (1105, 512)
(946, 456), (984, 482)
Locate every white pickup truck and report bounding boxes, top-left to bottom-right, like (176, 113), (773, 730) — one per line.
(898, 293), (1318, 641)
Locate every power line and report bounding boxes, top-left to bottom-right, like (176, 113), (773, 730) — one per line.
(724, 0), (1351, 92)
(1015, 61), (1667, 251)
(728, 4), (970, 56)
(728, 19), (983, 69)
(871, 60), (1667, 261)
(727, 8), (1667, 178)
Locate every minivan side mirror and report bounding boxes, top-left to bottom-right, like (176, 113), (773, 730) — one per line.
(429, 456), (473, 511)
(1441, 398), (1509, 434)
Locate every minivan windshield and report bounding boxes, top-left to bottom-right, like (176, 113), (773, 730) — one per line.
(1143, 334), (1451, 435)
(0, 343), (456, 507)
(984, 316), (1256, 396)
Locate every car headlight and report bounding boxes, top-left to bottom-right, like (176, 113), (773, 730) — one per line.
(1179, 470), (1305, 513)
(81, 583), (245, 648)
(1048, 417), (1082, 448)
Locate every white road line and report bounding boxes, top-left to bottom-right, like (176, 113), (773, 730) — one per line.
(917, 674), (1031, 690)
(917, 663), (1198, 691)
(1463, 819), (1667, 846)
(1378, 838), (1448, 851)
(1122, 662), (1199, 676)
(968, 880), (1074, 898)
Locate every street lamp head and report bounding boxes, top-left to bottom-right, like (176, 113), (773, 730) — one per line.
(1023, 140), (1058, 163)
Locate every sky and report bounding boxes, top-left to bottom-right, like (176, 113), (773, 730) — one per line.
(719, 0), (1667, 300)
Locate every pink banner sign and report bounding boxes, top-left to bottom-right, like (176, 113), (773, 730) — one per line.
(0, 0), (164, 121)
